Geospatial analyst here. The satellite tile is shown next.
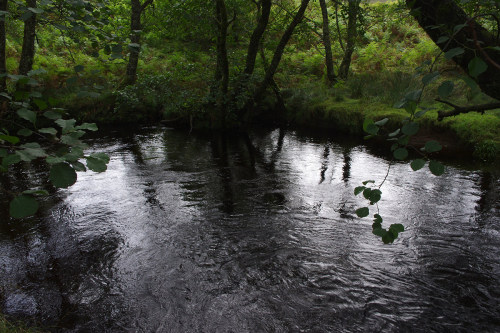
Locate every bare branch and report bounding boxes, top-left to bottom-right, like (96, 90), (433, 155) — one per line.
(436, 98), (500, 120)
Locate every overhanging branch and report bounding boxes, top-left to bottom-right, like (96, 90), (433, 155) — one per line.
(436, 98), (500, 120)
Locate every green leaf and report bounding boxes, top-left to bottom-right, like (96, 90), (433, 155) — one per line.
(414, 110), (427, 119)
(44, 110), (63, 120)
(75, 123), (98, 131)
(393, 147), (408, 160)
(436, 36), (449, 44)
(363, 119), (379, 135)
(363, 188), (372, 200)
(382, 230), (396, 244)
(389, 224), (405, 233)
(424, 140), (442, 153)
(388, 128), (400, 137)
(462, 76), (480, 91)
(444, 47), (464, 60)
(90, 152), (110, 164)
(422, 71), (440, 85)
(468, 57), (487, 78)
(373, 227), (386, 237)
(0, 92), (12, 100)
(33, 99), (48, 110)
(362, 180), (375, 185)
(401, 122), (419, 136)
(0, 148), (6, 157)
(28, 7), (44, 14)
(373, 214), (383, 223)
(2, 154), (21, 166)
(369, 189), (382, 204)
(22, 189), (49, 196)
(71, 161), (87, 171)
(64, 147), (84, 162)
(55, 119), (76, 133)
(17, 128), (33, 137)
(60, 134), (81, 145)
(453, 23), (466, 33)
(74, 65), (85, 72)
(429, 160), (445, 176)
(374, 118), (389, 126)
(9, 195), (39, 218)
(86, 156), (107, 172)
(355, 207), (369, 218)
(17, 108), (36, 124)
(410, 159), (426, 171)
(405, 89), (422, 102)
(28, 68), (47, 76)
(438, 81), (454, 98)
(354, 186), (365, 195)
(39, 127), (57, 135)
(49, 163), (77, 188)
(46, 156), (66, 164)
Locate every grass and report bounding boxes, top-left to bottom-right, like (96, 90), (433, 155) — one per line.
(281, 76), (499, 161)
(0, 314), (46, 333)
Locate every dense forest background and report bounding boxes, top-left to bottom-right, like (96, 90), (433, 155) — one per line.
(0, 0), (499, 220)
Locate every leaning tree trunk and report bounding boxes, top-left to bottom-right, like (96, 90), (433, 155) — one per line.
(19, 0), (37, 76)
(319, 0), (336, 84)
(124, 0), (153, 86)
(338, 0), (360, 79)
(406, 0), (500, 100)
(0, 0), (7, 92)
(253, 0), (311, 103)
(244, 0), (271, 75)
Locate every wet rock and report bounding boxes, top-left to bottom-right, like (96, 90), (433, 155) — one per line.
(3, 292), (38, 317)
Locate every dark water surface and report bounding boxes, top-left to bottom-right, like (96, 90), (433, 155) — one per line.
(1, 127), (499, 332)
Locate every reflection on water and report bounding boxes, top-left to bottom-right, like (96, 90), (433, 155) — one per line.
(1, 127), (499, 332)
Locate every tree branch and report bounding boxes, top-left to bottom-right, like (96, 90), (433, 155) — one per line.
(141, 0), (154, 13)
(436, 98), (500, 120)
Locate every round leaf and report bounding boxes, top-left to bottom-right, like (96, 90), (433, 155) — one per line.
(355, 207), (369, 218)
(86, 157), (107, 172)
(393, 148), (408, 160)
(402, 122), (419, 136)
(424, 140), (442, 153)
(17, 128), (33, 137)
(468, 57), (487, 78)
(389, 224), (405, 233)
(9, 195), (39, 218)
(49, 163), (77, 188)
(438, 81), (454, 98)
(369, 189), (382, 204)
(429, 160), (445, 176)
(410, 159), (426, 171)
(354, 186), (365, 196)
(17, 108), (36, 124)
(444, 47), (464, 60)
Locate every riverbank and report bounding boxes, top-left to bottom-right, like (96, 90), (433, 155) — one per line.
(62, 87), (499, 164)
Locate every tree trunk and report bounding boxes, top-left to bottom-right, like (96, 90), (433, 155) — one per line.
(0, 0), (7, 92)
(215, 0), (229, 95)
(406, 0), (500, 100)
(319, 0), (336, 84)
(338, 0), (360, 80)
(125, 0), (153, 86)
(19, 0), (37, 76)
(244, 0), (271, 75)
(253, 0), (311, 102)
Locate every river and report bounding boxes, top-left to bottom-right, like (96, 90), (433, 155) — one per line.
(1, 127), (499, 332)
